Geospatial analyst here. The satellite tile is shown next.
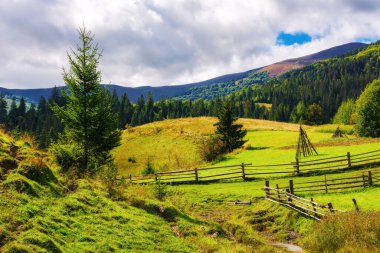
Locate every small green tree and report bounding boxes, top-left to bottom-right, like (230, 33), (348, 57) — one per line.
(355, 78), (380, 137)
(214, 100), (247, 153)
(305, 103), (324, 125)
(333, 99), (355, 125)
(51, 27), (121, 175)
(290, 101), (306, 123)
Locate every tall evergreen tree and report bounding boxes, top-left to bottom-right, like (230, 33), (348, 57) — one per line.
(214, 100), (247, 153)
(16, 97), (26, 130)
(51, 27), (121, 175)
(145, 92), (154, 123)
(0, 93), (7, 125)
(7, 98), (18, 130)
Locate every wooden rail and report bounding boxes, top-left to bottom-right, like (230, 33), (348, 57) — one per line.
(274, 171), (376, 194)
(119, 149), (380, 185)
(293, 150), (380, 174)
(264, 181), (345, 220)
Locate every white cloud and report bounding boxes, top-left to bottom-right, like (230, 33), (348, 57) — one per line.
(0, 0), (380, 88)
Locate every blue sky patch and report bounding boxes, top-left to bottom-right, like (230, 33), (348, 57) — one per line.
(276, 31), (312, 46)
(355, 37), (377, 43)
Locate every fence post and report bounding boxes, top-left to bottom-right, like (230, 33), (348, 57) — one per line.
(286, 189), (292, 203)
(327, 203), (334, 213)
(295, 158), (300, 175)
(194, 168), (199, 182)
(311, 197), (317, 217)
(276, 184), (281, 202)
(155, 174), (158, 182)
(363, 173), (366, 187)
(368, 171), (373, 186)
(129, 174), (132, 183)
(347, 152), (351, 169)
(241, 163), (246, 180)
(289, 180), (294, 194)
(324, 175), (328, 193)
(265, 180), (270, 198)
(352, 198), (359, 212)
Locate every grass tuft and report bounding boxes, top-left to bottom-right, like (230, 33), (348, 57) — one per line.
(303, 211), (380, 252)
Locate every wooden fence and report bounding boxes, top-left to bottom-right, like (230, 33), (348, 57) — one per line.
(263, 182), (344, 220)
(121, 149), (380, 184)
(126, 163), (253, 184)
(294, 149), (380, 174)
(271, 170), (377, 195)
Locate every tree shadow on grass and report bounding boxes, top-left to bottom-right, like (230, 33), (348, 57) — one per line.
(245, 146), (270, 151)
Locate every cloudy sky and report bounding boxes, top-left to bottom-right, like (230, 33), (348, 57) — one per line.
(1, 0), (380, 89)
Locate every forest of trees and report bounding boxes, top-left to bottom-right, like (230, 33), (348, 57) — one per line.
(0, 86), (270, 149)
(2, 41), (380, 147)
(263, 42), (380, 122)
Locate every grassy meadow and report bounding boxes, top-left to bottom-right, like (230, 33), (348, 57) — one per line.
(114, 117), (380, 175)
(2, 117), (380, 252)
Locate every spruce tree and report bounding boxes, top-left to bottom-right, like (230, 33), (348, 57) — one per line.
(214, 99), (247, 152)
(7, 98), (18, 130)
(0, 93), (7, 125)
(51, 27), (121, 175)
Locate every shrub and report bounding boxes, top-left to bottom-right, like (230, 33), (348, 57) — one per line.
(305, 103), (324, 125)
(127, 156), (136, 163)
(141, 160), (156, 175)
(355, 78), (380, 137)
(333, 99), (356, 125)
(199, 135), (224, 162)
(50, 143), (82, 173)
(303, 211), (380, 253)
(154, 178), (167, 201)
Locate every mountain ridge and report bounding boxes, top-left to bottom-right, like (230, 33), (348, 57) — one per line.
(0, 42), (366, 103)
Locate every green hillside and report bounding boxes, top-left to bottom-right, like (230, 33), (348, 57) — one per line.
(2, 115), (380, 252)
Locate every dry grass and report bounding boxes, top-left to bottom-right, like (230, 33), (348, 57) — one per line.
(303, 211), (380, 252)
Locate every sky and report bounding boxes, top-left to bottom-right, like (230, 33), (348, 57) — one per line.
(0, 0), (380, 89)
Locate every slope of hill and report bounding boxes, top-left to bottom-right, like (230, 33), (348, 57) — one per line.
(0, 42), (365, 103)
(259, 42), (366, 76)
(265, 41), (380, 122)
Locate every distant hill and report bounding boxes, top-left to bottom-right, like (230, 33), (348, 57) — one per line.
(0, 42), (366, 103)
(259, 42), (366, 76)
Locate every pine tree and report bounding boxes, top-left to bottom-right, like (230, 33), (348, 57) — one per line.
(145, 92), (154, 123)
(16, 97), (26, 130)
(0, 93), (7, 125)
(214, 99), (247, 152)
(7, 98), (18, 130)
(51, 27), (121, 175)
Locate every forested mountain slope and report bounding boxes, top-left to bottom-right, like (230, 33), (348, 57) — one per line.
(248, 41), (380, 122)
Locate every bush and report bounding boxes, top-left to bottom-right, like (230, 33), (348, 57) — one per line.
(141, 160), (156, 175)
(303, 211), (380, 253)
(50, 143), (82, 173)
(154, 178), (167, 201)
(333, 99), (356, 125)
(127, 156), (136, 163)
(305, 103), (324, 125)
(355, 78), (380, 137)
(199, 135), (224, 162)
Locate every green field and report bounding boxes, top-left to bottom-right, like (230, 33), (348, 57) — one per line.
(2, 118), (380, 252)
